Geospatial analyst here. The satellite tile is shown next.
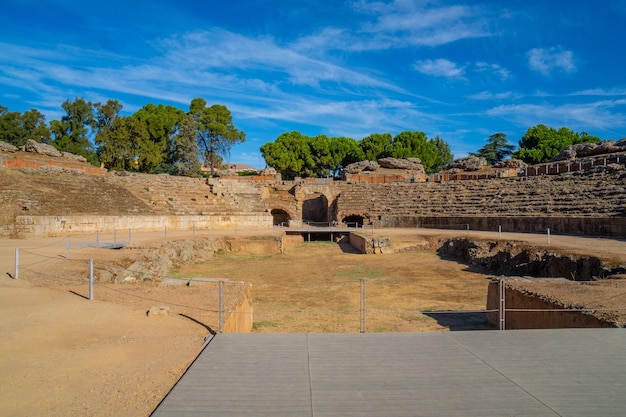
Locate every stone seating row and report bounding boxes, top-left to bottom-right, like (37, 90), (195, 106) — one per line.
(335, 171), (626, 219)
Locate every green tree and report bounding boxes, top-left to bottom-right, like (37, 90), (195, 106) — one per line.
(309, 134), (333, 177)
(169, 114), (202, 177)
(134, 104), (183, 173)
(50, 98), (97, 164)
(328, 136), (359, 176)
(260, 131), (315, 179)
(94, 100), (124, 169)
(430, 135), (454, 172)
(96, 115), (150, 171)
(0, 106), (50, 146)
(513, 124), (600, 164)
(357, 133), (392, 161)
(190, 98), (245, 176)
(472, 132), (515, 165)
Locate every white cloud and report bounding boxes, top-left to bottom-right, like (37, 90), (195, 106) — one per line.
(527, 47), (576, 76)
(570, 87), (626, 97)
(158, 30), (401, 91)
(469, 91), (519, 101)
(413, 59), (466, 78)
(486, 101), (626, 130)
(475, 62), (510, 80)
(293, 1), (491, 52)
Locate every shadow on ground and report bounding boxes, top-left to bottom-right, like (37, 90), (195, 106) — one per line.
(422, 311), (495, 331)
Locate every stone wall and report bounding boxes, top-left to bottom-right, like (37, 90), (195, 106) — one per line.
(224, 285), (253, 333)
(348, 233), (393, 254)
(486, 280), (615, 329)
(0, 155), (107, 175)
(332, 168), (626, 235)
(14, 214), (273, 238)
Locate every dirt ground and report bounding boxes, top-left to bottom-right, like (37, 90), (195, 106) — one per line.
(2, 228), (626, 416)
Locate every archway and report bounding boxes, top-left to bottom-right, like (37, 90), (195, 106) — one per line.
(302, 193), (329, 224)
(271, 209), (291, 226)
(341, 215), (365, 227)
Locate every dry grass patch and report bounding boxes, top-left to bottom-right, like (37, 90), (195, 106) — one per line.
(176, 241), (494, 332)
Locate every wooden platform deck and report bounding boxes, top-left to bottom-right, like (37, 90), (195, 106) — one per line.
(152, 329), (626, 417)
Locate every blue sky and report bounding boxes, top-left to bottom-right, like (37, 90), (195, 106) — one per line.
(1, 0), (626, 168)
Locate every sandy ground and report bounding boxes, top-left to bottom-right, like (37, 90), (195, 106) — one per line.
(2, 227), (626, 416)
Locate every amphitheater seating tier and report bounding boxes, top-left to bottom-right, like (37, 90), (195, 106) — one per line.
(335, 170), (626, 219)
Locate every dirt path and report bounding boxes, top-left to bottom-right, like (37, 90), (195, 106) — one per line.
(0, 273), (208, 417)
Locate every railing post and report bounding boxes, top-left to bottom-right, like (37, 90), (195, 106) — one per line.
(547, 228), (551, 244)
(360, 279), (367, 333)
(218, 280), (225, 333)
(14, 248), (18, 279)
(499, 278), (505, 330)
(89, 259), (94, 301)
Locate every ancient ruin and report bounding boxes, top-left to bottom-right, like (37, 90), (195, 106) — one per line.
(2, 139), (626, 330)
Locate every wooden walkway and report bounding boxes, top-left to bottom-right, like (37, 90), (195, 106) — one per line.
(152, 329), (626, 417)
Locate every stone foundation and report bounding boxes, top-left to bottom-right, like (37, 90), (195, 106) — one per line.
(486, 279), (615, 329)
(14, 214), (273, 238)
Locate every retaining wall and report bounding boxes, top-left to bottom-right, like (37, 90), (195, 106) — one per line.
(380, 216), (626, 237)
(348, 233), (393, 254)
(0, 155), (107, 174)
(224, 286), (253, 333)
(13, 214), (273, 238)
(486, 280), (615, 329)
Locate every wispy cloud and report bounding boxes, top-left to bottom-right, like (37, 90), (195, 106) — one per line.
(527, 46), (576, 75)
(475, 62), (510, 80)
(469, 91), (520, 101)
(570, 87), (626, 97)
(293, 0), (491, 52)
(413, 59), (510, 81)
(158, 30), (400, 91)
(486, 100), (626, 130)
(413, 59), (466, 78)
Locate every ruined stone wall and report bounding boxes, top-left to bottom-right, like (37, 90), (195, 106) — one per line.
(348, 233), (393, 254)
(224, 286), (253, 333)
(14, 214), (272, 238)
(330, 168), (626, 236)
(0, 155), (107, 175)
(486, 280), (615, 329)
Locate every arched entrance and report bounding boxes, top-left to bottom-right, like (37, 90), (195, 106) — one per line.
(302, 193), (329, 224)
(341, 215), (365, 227)
(271, 209), (291, 226)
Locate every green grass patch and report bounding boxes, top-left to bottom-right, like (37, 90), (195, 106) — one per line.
(252, 320), (280, 330)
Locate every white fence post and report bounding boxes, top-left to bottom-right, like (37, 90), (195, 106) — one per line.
(360, 279), (367, 333)
(14, 248), (19, 279)
(89, 259), (94, 301)
(218, 280), (225, 333)
(499, 278), (506, 331)
(547, 228), (551, 244)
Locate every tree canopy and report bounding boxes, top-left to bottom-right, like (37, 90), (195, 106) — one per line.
(0, 98), (246, 177)
(190, 98), (246, 176)
(261, 130), (454, 179)
(512, 124), (600, 164)
(0, 106), (50, 146)
(0, 99), (611, 179)
(472, 132), (515, 165)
